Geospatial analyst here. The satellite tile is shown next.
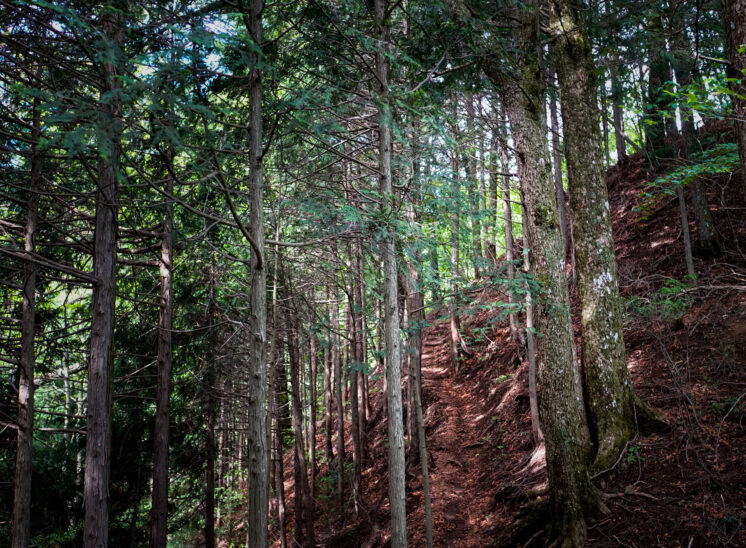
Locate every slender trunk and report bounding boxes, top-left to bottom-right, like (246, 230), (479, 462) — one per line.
(375, 1), (407, 544)
(11, 100), (41, 548)
(413, 367), (433, 548)
(331, 276), (345, 512)
(346, 290), (362, 515)
(288, 308), (313, 548)
(523, 245), (542, 446)
(354, 242), (367, 461)
(272, 340), (287, 548)
(308, 336), (317, 503)
(323, 308), (333, 464)
(548, 78), (569, 262)
(449, 148), (462, 372)
(205, 262), (217, 548)
(149, 143), (174, 548)
(245, 1), (269, 545)
(677, 185), (697, 277)
(497, 110), (523, 346)
(465, 97), (483, 277)
(84, 15), (122, 545)
(611, 70), (627, 161)
(600, 74), (611, 168)
(723, 0), (746, 183)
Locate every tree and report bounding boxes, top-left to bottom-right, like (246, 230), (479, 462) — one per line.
(485, 0), (600, 542)
(84, 9), (124, 546)
(548, 0), (662, 471)
(374, 0), (407, 545)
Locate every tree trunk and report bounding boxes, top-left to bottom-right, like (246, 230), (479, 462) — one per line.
(523, 244), (543, 446)
(465, 96), (483, 277)
(346, 289), (362, 515)
(548, 77), (569, 261)
(288, 308), (314, 548)
(611, 70), (627, 161)
(84, 14), (123, 546)
(331, 275), (345, 512)
(205, 260), (217, 548)
(497, 108), (523, 346)
(150, 144), (174, 548)
(374, 0), (407, 544)
(308, 335), (317, 504)
(449, 147), (462, 372)
(723, 0), (746, 182)
(645, 13), (670, 156)
(323, 328), (333, 465)
(246, 0), (269, 545)
(12, 99), (41, 548)
(487, 0), (598, 543)
(677, 185), (697, 278)
(550, 0), (661, 471)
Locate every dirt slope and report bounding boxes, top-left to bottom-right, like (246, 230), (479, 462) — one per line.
(272, 137), (746, 547)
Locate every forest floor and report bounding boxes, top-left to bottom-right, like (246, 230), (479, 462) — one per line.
(263, 130), (746, 548)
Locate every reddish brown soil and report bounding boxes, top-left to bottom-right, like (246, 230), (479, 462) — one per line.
(267, 135), (746, 547)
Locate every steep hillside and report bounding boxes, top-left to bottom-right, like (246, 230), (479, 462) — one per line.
(270, 138), (746, 548)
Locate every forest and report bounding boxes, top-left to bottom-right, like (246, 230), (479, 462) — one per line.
(1, 0), (746, 546)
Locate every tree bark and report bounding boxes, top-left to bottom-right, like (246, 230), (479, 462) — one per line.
(722, 0), (746, 180)
(331, 273), (345, 512)
(84, 13), (123, 546)
(374, 0), (407, 544)
(611, 69), (627, 161)
(550, 0), (661, 471)
(149, 144), (174, 548)
(12, 99), (41, 548)
(487, 0), (598, 543)
(245, 1), (269, 545)
(548, 76), (569, 261)
(288, 307), (314, 548)
(497, 109), (523, 346)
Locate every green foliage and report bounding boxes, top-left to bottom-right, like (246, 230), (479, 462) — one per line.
(624, 277), (695, 323)
(626, 445), (645, 465)
(637, 144), (740, 220)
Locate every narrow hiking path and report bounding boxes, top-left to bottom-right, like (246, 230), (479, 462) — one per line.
(419, 318), (502, 547)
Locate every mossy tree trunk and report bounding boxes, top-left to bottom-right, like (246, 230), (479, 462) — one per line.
(485, 1), (599, 543)
(549, 0), (660, 471)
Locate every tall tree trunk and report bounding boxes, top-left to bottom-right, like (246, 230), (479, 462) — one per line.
(150, 142), (174, 548)
(84, 13), (123, 546)
(331, 275), (345, 512)
(611, 69), (627, 161)
(308, 335), (317, 503)
(449, 148), (462, 372)
(645, 13), (670, 157)
(486, 0), (598, 543)
(323, 308), (333, 464)
(12, 99), (41, 548)
(355, 243), (368, 458)
(723, 0), (746, 182)
(288, 307), (314, 548)
(374, 0), (407, 544)
(413, 362), (433, 548)
(677, 185), (697, 278)
(205, 260), (217, 548)
(550, 0), (662, 471)
(245, 0), (269, 545)
(345, 289), (362, 515)
(465, 96), (483, 277)
(523, 243), (543, 447)
(497, 110), (523, 346)
(548, 76), (569, 260)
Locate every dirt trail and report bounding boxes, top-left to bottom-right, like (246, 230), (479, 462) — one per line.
(419, 320), (499, 547)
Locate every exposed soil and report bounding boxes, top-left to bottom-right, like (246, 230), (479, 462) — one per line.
(266, 131), (746, 547)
